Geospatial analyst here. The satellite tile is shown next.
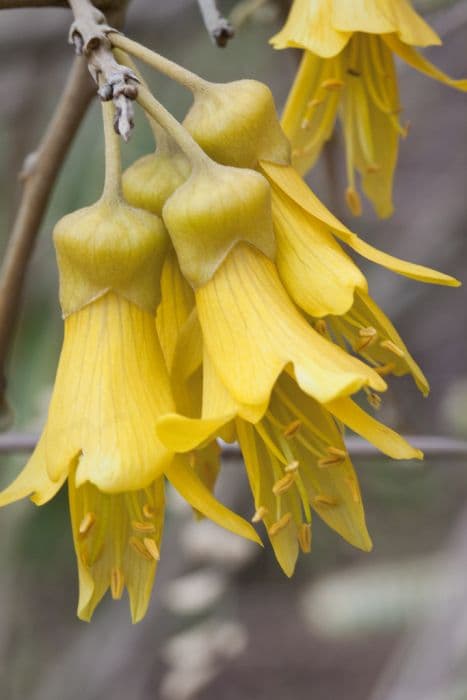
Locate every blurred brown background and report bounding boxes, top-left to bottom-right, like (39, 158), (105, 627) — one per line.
(0, 1), (467, 698)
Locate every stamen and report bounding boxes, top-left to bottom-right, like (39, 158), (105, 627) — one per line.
(314, 319), (328, 336)
(143, 537), (161, 561)
(268, 512), (292, 537)
(298, 523), (312, 553)
(188, 451), (197, 469)
(314, 495), (339, 507)
(321, 78), (344, 91)
(301, 98), (324, 129)
(143, 503), (155, 519)
(110, 567), (124, 600)
(251, 505), (268, 523)
(366, 164), (382, 174)
(78, 511), (96, 537)
(365, 390), (382, 410)
(359, 326), (378, 338)
(283, 420), (301, 439)
(129, 536), (153, 561)
(375, 362), (396, 376)
(132, 520), (156, 534)
(285, 460), (300, 473)
(345, 187), (362, 216)
(272, 472), (296, 496)
(318, 446), (346, 467)
(345, 477), (360, 504)
(380, 339), (405, 358)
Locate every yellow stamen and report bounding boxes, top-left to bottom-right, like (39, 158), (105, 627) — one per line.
(314, 495), (339, 507)
(143, 537), (160, 561)
(132, 520), (156, 534)
(285, 460), (300, 473)
(356, 326), (378, 352)
(321, 78), (344, 91)
(283, 420), (301, 439)
(345, 186), (362, 216)
(129, 536), (153, 561)
(252, 505), (269, 523)
(318, 446), (346, 467)
(380, 339), (405, 358)
(298, 523), (312, 553)
(272, 472), (297, 496)
(78, 511), (96, 537)
(188, 451), (197, 469)
(375, 362), (396, 376)
(314, 319), (328, 335)
(142, 503), (155, 519)
(110, 567), (125, 600)
(366, 163), (382, 174)
(268, 512), (292, 537)
(365, 390), (382, 410)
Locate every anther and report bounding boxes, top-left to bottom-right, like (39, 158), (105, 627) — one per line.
(273, 472), (296, 496)
(366, 163), (382, 174)
(285, 460), (300, 473)
(318, 446), (346, 467)
(268, 512), (292, 537)
(345, 187), (362, 216)
(314, 320), (328, 336)
(375, 362), (396, 376)
(132, 520), (156, 534)
(110, 567), (125, 600)
(356, 326), (378, 352)
(314, 495), (338, 507)
(143, 537), (160, 561)
(321, 78), (344, 91)
(283, 420), (301, 439)
(78, 511), (96, 537)
(298, 523), (312, 553)
(365, 389), (382, 410)
(252, 506), (269, 523)
(380, 339), (405, 358)
(129, 536), (153, 561)
(143, 503), (155, 519)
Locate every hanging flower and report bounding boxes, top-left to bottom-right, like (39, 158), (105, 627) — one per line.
(0, 115), (260, 622)
(271, 0), (467, 216)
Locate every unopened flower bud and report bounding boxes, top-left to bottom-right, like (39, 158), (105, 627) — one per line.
(184, 80), (290, 169)
(54, 199), (168, 316)
(162, 161), (275, 287)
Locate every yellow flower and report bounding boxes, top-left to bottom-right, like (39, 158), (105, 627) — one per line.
(0, 198), (260, 622)
(271, 0), (467, 216)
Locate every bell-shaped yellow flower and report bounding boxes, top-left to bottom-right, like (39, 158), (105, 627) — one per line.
(271, 0), (467, 216)
(0, 198), (260, 622)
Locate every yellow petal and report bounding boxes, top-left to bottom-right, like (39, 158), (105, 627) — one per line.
(383, 34), (467, 91)
(156, 413), (233, 453)
(271, 183), (367, 317)
(281, 51), (342, 175)
(165, 455), (262, 545)
(271, 375), (372, 552)
(332, 0), (441, 46)
(329, 290), (429, 395)
(0, 433), (68, 507)
(196, 243), (386, 411)
(45, 293), (174, 493)
(236, 418), (300, 576)
(69, 467), (164, 623)
(156, 247), (195, 372)
(271, 0), (351, 57)
(326, 396), (423, 460)
(261, 164), (460, 286)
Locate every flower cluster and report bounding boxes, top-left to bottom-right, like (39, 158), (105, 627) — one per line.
(272, 0), (467, 217)
(0, 32), (459, 621)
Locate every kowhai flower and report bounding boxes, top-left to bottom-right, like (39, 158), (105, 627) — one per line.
(271, 0), (467, 216)
(0, 196), (259, 622)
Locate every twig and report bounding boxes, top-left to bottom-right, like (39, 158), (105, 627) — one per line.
(0, 57), (95, 414)
(68, 0), (138, 141)
(197, 0), (235, 47)
(2, 433), (467, 459)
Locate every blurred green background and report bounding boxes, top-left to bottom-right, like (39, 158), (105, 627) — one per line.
(1, 1), (467, 698)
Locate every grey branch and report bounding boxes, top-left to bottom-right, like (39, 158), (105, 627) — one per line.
(68, 0), (137, 140)
(197, 0), (234, 47)
(2, 433), (467, 458)
(0, 58), (95, 418)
